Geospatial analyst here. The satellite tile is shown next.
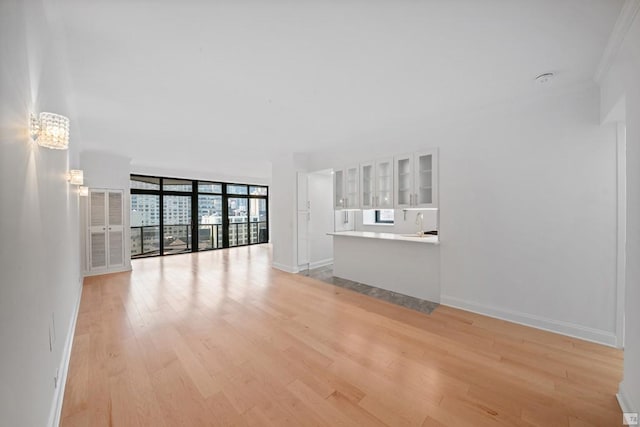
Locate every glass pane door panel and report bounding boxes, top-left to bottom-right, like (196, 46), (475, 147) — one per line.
(397, 158), (412, 205)
(250, 199), (267, 223)
(334, 170), (344, 208)
(163, 195), (192, 255)
(417, 154), (433, 205)
(199, 195), (223, 250)
(131, 175), (160, 190)
(131, 194), (160, 257)
(198, 182), (222, 193)
(345, 166), (358, 207)
(361, 164), (373, 207)
(163, 179), (192, 192)
(228, 198), (248, 247)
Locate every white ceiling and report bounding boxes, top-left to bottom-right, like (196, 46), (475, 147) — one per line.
(52, 0), (622, 176)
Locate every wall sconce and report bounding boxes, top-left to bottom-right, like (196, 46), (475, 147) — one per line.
(79, 186), (89, 197)
(30, 112), (70, 149)
(67, 169), (84, 185)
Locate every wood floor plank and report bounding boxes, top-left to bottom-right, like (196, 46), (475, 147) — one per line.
(61, 245), (623, 427)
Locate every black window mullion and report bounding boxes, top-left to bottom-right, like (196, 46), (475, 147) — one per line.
(191, 180), (198, 252)
(159, 178), (164, 256)
(222, 184), (230, 248)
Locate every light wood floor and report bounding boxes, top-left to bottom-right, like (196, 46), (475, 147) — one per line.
(61, 245), (623, 426)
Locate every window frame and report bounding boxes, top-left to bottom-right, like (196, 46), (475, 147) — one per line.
(374, 209), (394, 224)
(130, 174), (269, 258)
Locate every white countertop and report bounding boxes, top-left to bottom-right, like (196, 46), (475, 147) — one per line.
(327, 231), (439, 244)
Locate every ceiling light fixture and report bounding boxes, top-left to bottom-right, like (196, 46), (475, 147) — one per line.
(29, 112), (70, 149)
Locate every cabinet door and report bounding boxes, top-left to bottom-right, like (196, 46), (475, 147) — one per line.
(414, 149), (438, 208)
(297, 211), (310, 266)
(333, 169), (345, 209)
(375, 158), (394, 208)
(107, 191), (124, 268)
(88, 190), (108, 270)
(394, 154), (414, 208)
(344, 165), (359, 209)
(297, 172), (309, 211)
(360, 162), (374, 210)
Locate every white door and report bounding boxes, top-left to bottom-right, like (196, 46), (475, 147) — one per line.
(297, 172), (310, 267)
(375, 158), (394, 209)
(89, 190), (107, 270)
(107, 191), (124, 268)
(88, 189), (125, 272)
(297, 172), (309, 211)
(414, 149), (438, 208)
(394, 154), (414, 208)
(297, 211), (310, 267)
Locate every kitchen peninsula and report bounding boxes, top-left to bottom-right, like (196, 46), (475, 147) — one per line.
(328, 231), (441, 303)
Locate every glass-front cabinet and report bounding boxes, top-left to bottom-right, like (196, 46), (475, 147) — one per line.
(394, 149), (438, 209)
(375, 158), (394, 209)
(360, 158), (394, 209)
(360, 162), (374, 209)
(333, 169), (345, 209)
(334, 166), (359, 209)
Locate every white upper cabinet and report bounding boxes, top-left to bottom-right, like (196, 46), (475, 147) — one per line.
(359, 162), (375, 210)
(361, 158), (394, 209)
(334, 165), (359, 210)
(345, 165), (359, 209)
(394, 149), (438, 209)
(375, 157), (394, 209)
(334, 169), (345, 209)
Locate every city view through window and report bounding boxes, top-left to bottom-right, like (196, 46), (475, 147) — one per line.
(130, 175), (268, 258)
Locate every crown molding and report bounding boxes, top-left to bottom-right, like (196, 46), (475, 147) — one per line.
(595, 0), (640, 83)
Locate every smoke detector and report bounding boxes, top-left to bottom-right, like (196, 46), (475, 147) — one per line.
(535, 73), (554, 85)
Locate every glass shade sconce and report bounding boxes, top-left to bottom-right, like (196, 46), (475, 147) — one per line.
(79, 186), (89, 197)
(29, 112), (70, 149)
(67, 169), (84, 185)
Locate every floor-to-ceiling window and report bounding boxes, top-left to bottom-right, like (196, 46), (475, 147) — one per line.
(130, 176), (161, 257)
(130, 175), (268, 258)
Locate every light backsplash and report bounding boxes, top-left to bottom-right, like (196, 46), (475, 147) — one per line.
(334, 209), (438, 235)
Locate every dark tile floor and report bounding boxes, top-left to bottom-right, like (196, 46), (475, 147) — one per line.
(300, 265), (439, 315)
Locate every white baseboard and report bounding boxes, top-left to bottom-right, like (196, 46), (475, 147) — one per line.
(440, 295), (617, 347)
(309, 258), (333, 270)
(47, 280), (84, 427)
(272, 262), (299, 274)
(83, 265), (132, 277)
(617, 382), (637, 415)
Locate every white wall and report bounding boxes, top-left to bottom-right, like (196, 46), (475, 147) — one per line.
(0, 1), (83, 426)
(307, 84), (618, 346)
(599, 1), (640, 414)
(439, 85), (617, 345)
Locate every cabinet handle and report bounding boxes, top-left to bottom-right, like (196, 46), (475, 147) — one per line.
(409, 194), (413, 206)
(415, 193), (418, 206)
